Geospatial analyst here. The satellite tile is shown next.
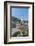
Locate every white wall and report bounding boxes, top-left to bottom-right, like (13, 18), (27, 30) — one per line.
(0, 0), (35, 46)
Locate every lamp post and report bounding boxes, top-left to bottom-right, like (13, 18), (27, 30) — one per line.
(18, 16), (25, 36)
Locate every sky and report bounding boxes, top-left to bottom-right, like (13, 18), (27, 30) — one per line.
(11, 8), (28, 21)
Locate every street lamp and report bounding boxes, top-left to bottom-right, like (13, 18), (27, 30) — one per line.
(18, 16), (25, 36)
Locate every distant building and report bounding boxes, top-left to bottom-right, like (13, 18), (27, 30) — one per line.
(10, 16), (28, 37)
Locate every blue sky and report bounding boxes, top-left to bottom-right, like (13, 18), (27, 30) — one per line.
(11, 8), (28, 21)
